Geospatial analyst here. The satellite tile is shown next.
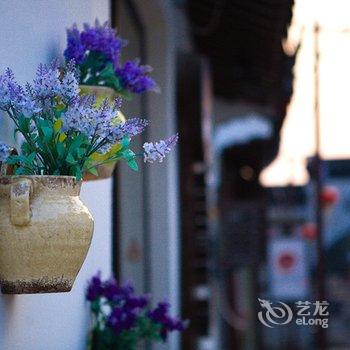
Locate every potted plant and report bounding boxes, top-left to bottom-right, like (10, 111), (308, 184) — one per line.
(0, 61), (177, 294)
(64, 20), (158, 100)
(86, 273), (187, 350)
(64, 20), (158, 180)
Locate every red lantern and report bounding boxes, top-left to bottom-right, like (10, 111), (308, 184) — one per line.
(301, 223), (317, 240)
(321, 185), (339, 207)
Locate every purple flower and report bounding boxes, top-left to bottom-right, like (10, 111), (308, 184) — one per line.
(80, 20), (126, 67)
(61, 95), (94, 135)
(64, 21), (157, 95)
(107, 307), (137, 334)
(116, 59), (158, 94)
(60, 62), (80, 101)
(61, 94), (155, 156)
(112, 118), (149, 142)
(32, 60), (62, 100)
(0, 61), (81, 117)
(148, 301), (170, 324)
(101, 278), (138, 302)
(0, 141), (11, 162)
(117, 282), (135, 297)
(122, 118), (149, 137)
(143, 134), (178, 163)
(61, 95), (122, 143)
(64, 25), (86, 64)
(86, 272), (103, 301)
(22, 60), (80, 113)
(16, 93), (42, 117)
(0, 68), (23, 110)
(86, 274), (187, 344)
(124, 294), (150, 310)
(148, 301), (188, 341)
(102, 277), (120, 301)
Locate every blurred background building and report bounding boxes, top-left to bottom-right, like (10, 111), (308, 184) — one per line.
(1, 0), (350, 350)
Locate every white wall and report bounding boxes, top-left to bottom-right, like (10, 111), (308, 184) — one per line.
(0, 1), (111, 350)
(116, 1), (180, 349)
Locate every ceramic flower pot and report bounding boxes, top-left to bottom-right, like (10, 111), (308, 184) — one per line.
(0, 176), (94, 294)
(80, 85), (126, 181)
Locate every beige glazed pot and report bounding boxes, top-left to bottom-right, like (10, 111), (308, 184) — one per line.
(0, 176), (94, 294)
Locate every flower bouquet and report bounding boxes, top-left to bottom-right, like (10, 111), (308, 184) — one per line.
(64, 20), (159, 180)
(64, 20), (158, 100)
(86, 273), (187, 350)
(0, 60), (177, 180)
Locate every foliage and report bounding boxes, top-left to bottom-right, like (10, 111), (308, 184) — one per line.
(64, 20), (158, 97)
(0, 61), (177, 180)
(86, 273), (187, 350)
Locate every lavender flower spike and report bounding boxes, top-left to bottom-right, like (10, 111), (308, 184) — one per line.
(143, 134), (178, 163)
(0, 68), (22, 110)
(0, 142), (11, 162)
(81, 20), (126, 67)
(64, 24), (85, 64)
(122, 118), (149, 137)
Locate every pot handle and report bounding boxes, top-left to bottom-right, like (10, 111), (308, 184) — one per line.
(10, 178), (32, 226)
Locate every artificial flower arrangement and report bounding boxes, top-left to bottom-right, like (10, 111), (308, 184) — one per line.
(64, 20), (158, 99)
(0, 60), (177, 179)
(63, 20), (159, 180)
(0, 60), (177, 294)
(86, 273), (187, 350)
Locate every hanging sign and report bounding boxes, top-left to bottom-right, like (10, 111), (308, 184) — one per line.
(268, 237), (309, 300)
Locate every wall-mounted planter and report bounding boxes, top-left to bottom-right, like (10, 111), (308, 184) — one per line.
(0, 176), (94, 294)
(80, 85), (125, 182)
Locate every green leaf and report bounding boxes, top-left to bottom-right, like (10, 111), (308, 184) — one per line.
(56, 142), (65, 158)
(121, 137), (130, 150)
(54, 107), (65, 119)
(99, 63), (115, 79)
(21, 142), (32, 155)
(75, 168), (82, 181)
(120, 149), (136, 162)
(110, 76), (122, 92)
(68, 134), (87, 155)
(83, 158), (94, 170)
(88, 167), (99, 176)
(37, 118), (50, 128)
(127, 159), (138, 171)
(18, 115), (30, 133)
(41, 126), (53, 142)
(117, 89), (133, 101)
(6, 155), (27, 165)
(14, 167), (26, 175)
(66, 153), (76, 165)
(99, 63), (124, 93)
(27, 152), (36, 162)
(76, 147), (85, 158)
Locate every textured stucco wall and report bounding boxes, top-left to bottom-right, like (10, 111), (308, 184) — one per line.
(0, 1), (111, 349)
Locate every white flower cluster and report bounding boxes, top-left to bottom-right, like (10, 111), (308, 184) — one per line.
(143, 134), (178, 163)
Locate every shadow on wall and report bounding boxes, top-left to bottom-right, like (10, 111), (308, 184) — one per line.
(0, 295), (17, 340)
